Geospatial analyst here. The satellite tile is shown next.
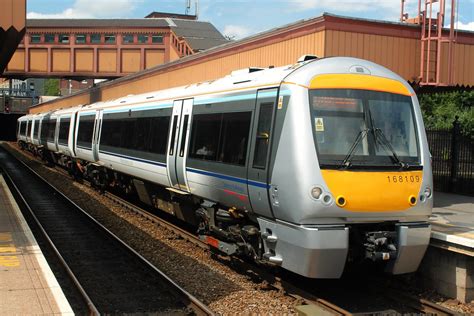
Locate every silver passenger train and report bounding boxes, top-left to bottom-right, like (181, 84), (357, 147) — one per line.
(17, 56), (433, 278)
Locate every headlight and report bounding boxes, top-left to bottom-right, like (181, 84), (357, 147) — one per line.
(424, 187), (432, 199)
(322, 194), (333, 205)
(311, 186), (322, 199)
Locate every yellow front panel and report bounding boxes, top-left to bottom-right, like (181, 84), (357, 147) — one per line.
(310, 74), (412, 96)
(321, 170), (423, 212)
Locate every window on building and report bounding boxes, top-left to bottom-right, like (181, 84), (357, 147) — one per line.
(30, 35), (41, 44)
(152, 35), (163, 44)
(77, 115), (95, 149)
(75, 34), (86, 44)
(45, 34), (55, 43)
(58, 118), (71, 146)
(189, 111), (251, 166)
(104, 34), (116, 44)
(123, 34), (134, 43)
(90, 34), (101, 44)
(59, 34), (69, 44)
(138, 34), (148, 43)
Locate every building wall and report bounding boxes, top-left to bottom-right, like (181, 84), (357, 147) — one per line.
(96, 30), (325, 101)
(452, 43), (474, 86)
(5, 29), (171, 78)
(30, 30), (325, 113)
(324, 30), (421, 82)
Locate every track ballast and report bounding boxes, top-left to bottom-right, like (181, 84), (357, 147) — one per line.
(0, 146), (211, 315)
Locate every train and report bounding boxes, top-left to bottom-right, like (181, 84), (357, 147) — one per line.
(17, 56), (433, 278)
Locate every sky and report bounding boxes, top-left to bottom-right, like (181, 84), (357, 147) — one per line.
(26, 0), (474, 39)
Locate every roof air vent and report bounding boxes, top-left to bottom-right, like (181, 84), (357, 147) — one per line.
(230, 67), (265, 76)
(349, 65), (371, 75)
(297, 55), (319, 63)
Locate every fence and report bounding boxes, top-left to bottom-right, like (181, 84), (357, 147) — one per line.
(426, 118), (474, 196)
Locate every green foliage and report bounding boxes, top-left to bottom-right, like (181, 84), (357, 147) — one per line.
(418, 91), (474, 136)
(44, 79), (60, 96)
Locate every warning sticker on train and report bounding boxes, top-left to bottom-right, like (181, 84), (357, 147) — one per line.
(315, 117), (324, 131)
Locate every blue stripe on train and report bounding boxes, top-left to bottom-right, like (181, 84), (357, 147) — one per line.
(99, 150), (167, 167)
(186, 167), (269, 189)
(96, 150), (269, 189)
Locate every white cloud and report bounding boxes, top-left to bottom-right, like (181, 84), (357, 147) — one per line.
(287, 0), (399, 13)
(223, 25), (253, 40)
(27, 0), (141, 19)
(456, 21), (474, 31)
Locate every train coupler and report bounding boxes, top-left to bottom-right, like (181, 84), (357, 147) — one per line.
(199, 235), (239, 255)
(364, 231), (397, 262)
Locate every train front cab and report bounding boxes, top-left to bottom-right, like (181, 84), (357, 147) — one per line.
(260, 58), (432, 278)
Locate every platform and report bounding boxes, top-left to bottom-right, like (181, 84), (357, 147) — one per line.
(420, 191), (474, 303)
(430, 192), (474, 249)
(0, 174), (73, 315)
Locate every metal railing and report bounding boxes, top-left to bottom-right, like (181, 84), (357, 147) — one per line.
(426, 118), (474, 196)
(0, 88), (37, 98)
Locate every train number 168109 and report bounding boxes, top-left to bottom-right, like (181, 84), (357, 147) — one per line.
(387, 175), (420, 183)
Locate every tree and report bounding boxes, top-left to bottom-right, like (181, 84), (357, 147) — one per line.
(418, 91), (474, 136)
(44, 79), (60, 96)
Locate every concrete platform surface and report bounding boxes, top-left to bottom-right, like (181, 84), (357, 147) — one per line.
(430, 191), (474, 249)
(0, 174), (73, 315)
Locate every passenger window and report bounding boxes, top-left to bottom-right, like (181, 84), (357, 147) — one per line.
(219, 112), (251, 165)
(20, 122), (25, 136)
(58, 118), (71, 145)
(189, 113), (220, 161)
(179, 115), (189, 157)
(27, 121), (32, 137)
(46, 120), (56, 142)
(100, 112), (170, 156)
(189, 111), (251, 166)
(169, 116), (179, 156)
(33, 120), (39, 139)
(77, 115), (95, 149)
(40, 120), (48, 141)
(253, 102), (274, 169)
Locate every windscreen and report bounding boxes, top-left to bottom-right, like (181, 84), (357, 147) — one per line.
(309, 89), (420, 168)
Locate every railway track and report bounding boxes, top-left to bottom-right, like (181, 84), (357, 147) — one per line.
(103, 187), (461, 316)
(102, 190), (354, 315)
(0, 146), (212, 315)
(4, 143), (461, 315)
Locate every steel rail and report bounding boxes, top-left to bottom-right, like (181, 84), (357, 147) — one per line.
(385, 287), (461, 316)
(1, 169), (100, 316)
(4, 150), (214, 316)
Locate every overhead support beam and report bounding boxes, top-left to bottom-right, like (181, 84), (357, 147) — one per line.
(0, 0), (26, 74)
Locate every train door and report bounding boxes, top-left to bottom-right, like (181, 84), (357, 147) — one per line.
(54, 117), (60, 150)
(92, 110), (103, 161)
(166, 99), (193, 192)
(69, 111), (78, 157)
(247, 88), (278, 218)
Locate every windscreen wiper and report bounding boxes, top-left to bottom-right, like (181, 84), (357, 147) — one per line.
(373, 128), (409, 169)
(340, 128), (369, 169)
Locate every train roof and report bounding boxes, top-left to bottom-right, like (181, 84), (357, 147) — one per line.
(78, 61), (304, 112)
(24, 55), (413, 118)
